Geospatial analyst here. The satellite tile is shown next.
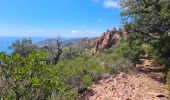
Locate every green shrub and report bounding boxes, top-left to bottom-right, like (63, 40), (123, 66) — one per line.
(61, 46), (85, 60)
(54, 54), (106, 89)
(0, 51), (72, 100)
(141, 44), (153, 56)
(109, 57), (133, 74)
(81, 75), (92, 87)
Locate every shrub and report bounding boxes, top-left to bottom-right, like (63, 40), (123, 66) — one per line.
(141, 44), (153, 56)
(81, 75), (92, 87)
(109, 57), (133, 74)
(49, 51), (110, 98)
(0, 51), (73, 100)
(61, 46), (84, 60)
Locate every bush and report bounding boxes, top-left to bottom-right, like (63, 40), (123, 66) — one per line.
(109, 57), (133, 74)
(61, 46), (84, 60)
(0, 51), (73, 100)
(53, 53), (106, 90)
(81, 75), (92, 87)
(151, 36), (170, 67)
(141, 44), (153, 56)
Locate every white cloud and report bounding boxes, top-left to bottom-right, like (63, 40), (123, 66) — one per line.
(103, 0), (120, 8)
(66, 29), (101, 38)
(71, 30), (77, 33)
(92, 0), (120, 9)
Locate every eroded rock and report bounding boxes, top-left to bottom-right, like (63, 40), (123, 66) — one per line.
(91, 28), (126, 55)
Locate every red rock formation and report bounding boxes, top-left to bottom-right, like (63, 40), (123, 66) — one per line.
(91, 28), (123, 54)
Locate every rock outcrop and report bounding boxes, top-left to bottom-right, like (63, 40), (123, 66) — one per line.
(91, 28), (124, 55)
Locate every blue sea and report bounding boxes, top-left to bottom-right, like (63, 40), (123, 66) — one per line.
(0, 36), (67, 54)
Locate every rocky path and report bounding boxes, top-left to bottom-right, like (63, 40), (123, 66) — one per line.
(79, 59), (170, 100)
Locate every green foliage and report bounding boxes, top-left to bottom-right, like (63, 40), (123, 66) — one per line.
(1, 37), (137, 99)
(127, 36), (144, 62)
(0, 39), (136, 99)
(96, 39), (134, 74)
(120, 0), (170, 36)
(81, 75), (92, 87)
(141, 44), (153, 56)
(120, 0), (170, 92)
(44, 38), (62, 65)
(151, 36), (170, 66)
(53, 53), (106, 89)
(9, 38), (35, 57)
(109, 57), (133, 74)
(0, 51), (73, 100)
(120, 0), (170, 67)
(105, 38), (142, 64)
(61, 46), (85, 60)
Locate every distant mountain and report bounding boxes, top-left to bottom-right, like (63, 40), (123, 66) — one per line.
(35, 37), (97, 48)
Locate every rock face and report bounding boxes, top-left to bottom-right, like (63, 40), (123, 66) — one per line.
(91, 28), (123, 55)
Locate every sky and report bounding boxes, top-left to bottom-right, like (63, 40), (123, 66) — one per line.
(0, 0), (121, 38)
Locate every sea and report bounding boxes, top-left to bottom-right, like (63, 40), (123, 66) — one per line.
(0, 36), (69, 54)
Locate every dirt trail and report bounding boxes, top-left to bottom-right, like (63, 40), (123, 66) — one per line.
(79, 59), (170, 100)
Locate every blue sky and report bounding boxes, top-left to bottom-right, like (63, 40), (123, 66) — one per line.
(0, 0), (121, 38)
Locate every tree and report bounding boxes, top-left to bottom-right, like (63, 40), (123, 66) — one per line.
(120, 0), (170, 36)
(9, 37), (62, 65)
(43, 37), (62, 64)
(9, 38), (36, 57)
(119, 0), (170, 65)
